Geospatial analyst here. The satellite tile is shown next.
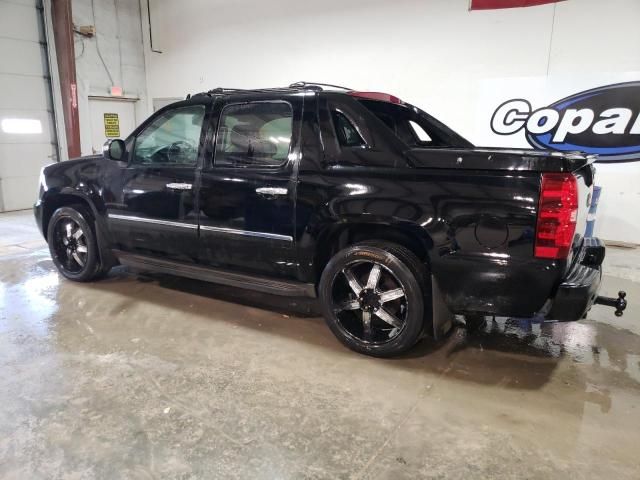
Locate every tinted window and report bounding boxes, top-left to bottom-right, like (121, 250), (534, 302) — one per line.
(215, 102), (292, 168)
(356, 99), (472, 148)
(331, 110), (366, 147)
(132, 105), (205, 166)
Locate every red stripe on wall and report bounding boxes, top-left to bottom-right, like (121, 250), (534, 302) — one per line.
(471, 0), (563, 9)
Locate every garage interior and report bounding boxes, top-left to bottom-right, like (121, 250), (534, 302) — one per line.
(1, 0), (639, 478)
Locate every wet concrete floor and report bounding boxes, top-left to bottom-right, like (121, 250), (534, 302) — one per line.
(1, 210), (639, 479)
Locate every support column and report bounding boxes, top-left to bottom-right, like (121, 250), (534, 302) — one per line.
(51, 0), (81, 158)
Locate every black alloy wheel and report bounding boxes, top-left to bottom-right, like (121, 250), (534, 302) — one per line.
(319, 243), (429, 357)
(52, 217), (88, 273)
(332, 260), (408, 344)
(47, 205), (101, 282)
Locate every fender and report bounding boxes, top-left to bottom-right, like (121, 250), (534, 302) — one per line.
(301, 215), (451, 337)
(38, 157), (118, 269)
(41, 188), (117, 270)
(302, 217), (434, 269)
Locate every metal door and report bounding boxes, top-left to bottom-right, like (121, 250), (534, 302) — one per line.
(0, 0), (58, 212)
(88, 98), (136, 154)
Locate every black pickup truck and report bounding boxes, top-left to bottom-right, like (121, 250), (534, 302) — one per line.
(34, 82), (626, 356)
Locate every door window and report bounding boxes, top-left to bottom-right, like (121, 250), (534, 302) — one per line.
(214, 102), (292, 168)
(132, 105), (206, 166)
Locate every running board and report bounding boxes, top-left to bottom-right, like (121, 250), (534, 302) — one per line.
(113, 251), (317, 298)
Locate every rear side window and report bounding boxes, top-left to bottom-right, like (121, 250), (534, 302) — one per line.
(357, 99), (457, 148)
(331, 110), (366, 147)
(215, 102), (292, 168)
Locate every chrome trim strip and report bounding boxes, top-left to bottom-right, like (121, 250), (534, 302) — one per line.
(108, 214), (292, 241)
(200, 225), (293, 242)
(255, 187), (288, 196)
(166, 182), (192, 190)
(108, 214), (197, 229)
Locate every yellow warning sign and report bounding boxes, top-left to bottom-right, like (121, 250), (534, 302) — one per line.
(104, 113), (120, 138)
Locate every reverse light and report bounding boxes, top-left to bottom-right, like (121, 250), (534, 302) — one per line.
(535, 172), (578, 259)
(349, 91), (403, 104)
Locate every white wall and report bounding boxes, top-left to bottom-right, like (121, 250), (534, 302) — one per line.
(73, 0), (148, 155)
(143, 0), (640, 243)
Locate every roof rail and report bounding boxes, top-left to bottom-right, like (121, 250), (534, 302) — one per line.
(289, 81), (352, 91)
(186, 82), (354, 99)
(206, 86), (301, 95)
(207, 87), (252, 94)
(187, 91), (213, 99)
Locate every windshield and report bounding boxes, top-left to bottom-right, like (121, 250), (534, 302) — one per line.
(356, 99), (474, 149)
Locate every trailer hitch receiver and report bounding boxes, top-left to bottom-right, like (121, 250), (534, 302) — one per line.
(595, 291), (627, 317)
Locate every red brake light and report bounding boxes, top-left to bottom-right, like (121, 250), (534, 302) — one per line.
(349, 91), (403, 104)
(535, 172), (578, 259)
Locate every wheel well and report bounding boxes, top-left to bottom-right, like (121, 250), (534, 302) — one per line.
(41, 194), (94, 240)
(315, 224), (430, 282)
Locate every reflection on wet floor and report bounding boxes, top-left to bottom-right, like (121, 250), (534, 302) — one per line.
(1, 232), (640, 478)
(435, 317), (640, 393)
(136, 266), (640, 388)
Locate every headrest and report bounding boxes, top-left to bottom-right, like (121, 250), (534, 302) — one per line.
(229, 123), (254, 151)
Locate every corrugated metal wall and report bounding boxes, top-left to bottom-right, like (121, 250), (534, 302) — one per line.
(0, 0), (58, 212)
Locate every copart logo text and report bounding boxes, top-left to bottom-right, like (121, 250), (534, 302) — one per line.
(491, 81), (640, 163)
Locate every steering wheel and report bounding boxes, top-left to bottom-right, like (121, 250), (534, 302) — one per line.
(167, 140), (195, 164)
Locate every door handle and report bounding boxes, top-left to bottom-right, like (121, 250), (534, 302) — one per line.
(255, 187), (288, 197)
(166, 182), (192, 190)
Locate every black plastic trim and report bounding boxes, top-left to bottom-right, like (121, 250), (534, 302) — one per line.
(113, 250), (316, 298)
(546, 263), (602, 321)
(581, 237), (606, 267)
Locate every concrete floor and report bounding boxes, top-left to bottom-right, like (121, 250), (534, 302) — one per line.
(1, 210), (639, 479)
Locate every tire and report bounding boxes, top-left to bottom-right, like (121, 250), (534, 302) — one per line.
(319, 242), (430, 357)
(47, 205), (103, 282)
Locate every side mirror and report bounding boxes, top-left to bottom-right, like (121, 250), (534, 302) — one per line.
(102, 139), (125, 161)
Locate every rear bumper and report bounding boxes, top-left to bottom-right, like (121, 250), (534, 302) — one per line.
(546, 238), (604, 321)
(546, 263), (601, 321)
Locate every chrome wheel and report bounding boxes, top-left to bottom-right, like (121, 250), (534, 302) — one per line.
(331, 260), (408, 344)
(52, 218), (88, 273)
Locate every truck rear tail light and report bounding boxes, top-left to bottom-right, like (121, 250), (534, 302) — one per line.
(535, 172), (578, 259)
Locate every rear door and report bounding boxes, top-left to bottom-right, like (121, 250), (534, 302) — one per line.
(105, 102), (208, 262)
(197, 94), (301, 278)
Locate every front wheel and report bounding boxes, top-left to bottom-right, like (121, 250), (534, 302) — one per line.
(47, 205), (102, 282)
(319, 243), (428, 357)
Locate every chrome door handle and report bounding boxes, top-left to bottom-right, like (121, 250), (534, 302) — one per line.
(166, 182), (192, 190)
(255, 187), (288, 196)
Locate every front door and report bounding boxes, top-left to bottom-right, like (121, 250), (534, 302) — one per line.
(198, 96), (301, 278)
(105, 102), (208, 262)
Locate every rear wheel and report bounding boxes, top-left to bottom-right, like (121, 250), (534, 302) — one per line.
(319, 243), (428, 357)
(47, 205), (102, 282)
